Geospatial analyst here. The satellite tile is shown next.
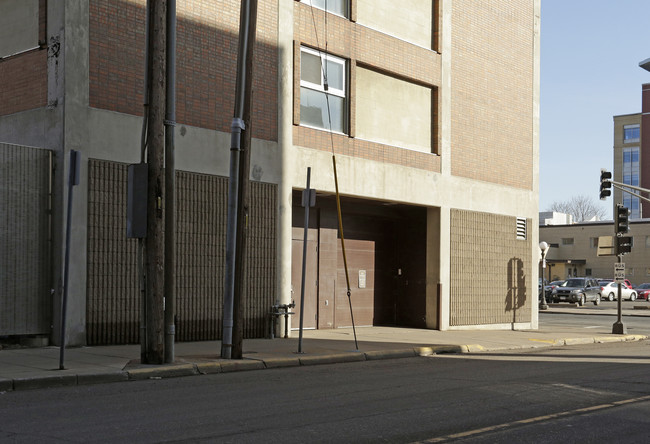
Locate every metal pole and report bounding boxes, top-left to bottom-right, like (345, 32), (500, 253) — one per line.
(612, 254), (626, 334)
(221, 119), (243, 359)
(163, 0), (176, 364)
(222, 0), (254, 359)
(139, 0), (152, 364)
(298, 168), (311, 354)
(232, 0), (258, 360)
(59, 150), (80, 370)
(539, 251), (548, 310)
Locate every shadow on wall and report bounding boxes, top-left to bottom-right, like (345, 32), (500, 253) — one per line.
(505, 257), (527, 326)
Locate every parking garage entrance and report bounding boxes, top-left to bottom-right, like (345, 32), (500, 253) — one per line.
(291, 192), (427, 330)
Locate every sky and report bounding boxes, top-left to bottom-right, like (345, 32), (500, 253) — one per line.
(540, 0), (650, 219)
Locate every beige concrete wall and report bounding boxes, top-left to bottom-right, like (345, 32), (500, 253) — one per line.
(356, 0), (433, 49)
(0, 0), (39, 56)
(355, 67), (432, 153)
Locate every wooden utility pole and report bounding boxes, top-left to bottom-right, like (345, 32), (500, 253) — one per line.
(145, 0), (167, 364)
(232, 0), (258, 359)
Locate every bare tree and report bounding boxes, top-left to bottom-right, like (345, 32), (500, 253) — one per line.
(547, 195), (607, 222)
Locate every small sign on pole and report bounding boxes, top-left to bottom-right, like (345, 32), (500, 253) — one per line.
(614, 263), (625, 283)
(597, 236), (615, 256)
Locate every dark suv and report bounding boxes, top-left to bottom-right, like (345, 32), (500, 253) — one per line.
(551, 277), (601, 306)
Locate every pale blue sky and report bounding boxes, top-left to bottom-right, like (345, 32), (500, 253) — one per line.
(540, 0), (650, 219)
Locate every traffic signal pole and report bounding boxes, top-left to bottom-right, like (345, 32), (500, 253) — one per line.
(599, 170), (633, 335)
(612, 204), (630, 335)
(612, 253), (626, 334)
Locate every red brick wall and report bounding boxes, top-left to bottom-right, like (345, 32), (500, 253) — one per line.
(641, 84), (650, 218)
(0, 0), (47, 117)
(89, 0), (278, 141)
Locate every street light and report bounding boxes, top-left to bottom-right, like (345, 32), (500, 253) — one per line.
(639, 58), (650, 72)
(539, 241), (549, 310)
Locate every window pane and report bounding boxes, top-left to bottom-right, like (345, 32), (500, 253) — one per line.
(623, 150), (631, 163)
(325, 59), (344, 91)
(308, 0), (348, 17)
(301, 51), (322, 86)
(624, 125), (640, 141)
(300, 87), (345, 132)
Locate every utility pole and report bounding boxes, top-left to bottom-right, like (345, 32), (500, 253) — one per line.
(145, 0), (167, 364)
(222, 0), (257, 359)
(163, 0), (176, 364)
(232, 0), (258, 360)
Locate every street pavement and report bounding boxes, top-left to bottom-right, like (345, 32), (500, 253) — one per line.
(1, 304), (649, 392)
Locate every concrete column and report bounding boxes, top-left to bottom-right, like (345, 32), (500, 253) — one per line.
(277, 0), (295, 333)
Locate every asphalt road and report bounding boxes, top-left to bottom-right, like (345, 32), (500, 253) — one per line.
(542, 302), (650, 335)
(2, 340), (650, 443)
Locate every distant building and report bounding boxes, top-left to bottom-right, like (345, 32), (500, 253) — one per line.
(540, 218), (650, 285)
(539, 211), (573, 226)
(613, 113), (642, 219)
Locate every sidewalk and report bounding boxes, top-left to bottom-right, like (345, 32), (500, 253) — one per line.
(1, 306), (648, 392)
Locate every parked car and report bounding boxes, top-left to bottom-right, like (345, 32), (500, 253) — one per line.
(601, 281), (637, 301)
(541, 280), (565, 301)
(551, 277), (601, 306)
(635, 283), (650, 300)
(598, 279), (613, 287)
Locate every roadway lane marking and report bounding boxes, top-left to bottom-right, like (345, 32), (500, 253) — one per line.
(552, 383), (614, 396)
(410, 394), (650, 443)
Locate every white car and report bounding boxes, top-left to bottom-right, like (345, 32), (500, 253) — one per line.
(600, 282), (637, 301)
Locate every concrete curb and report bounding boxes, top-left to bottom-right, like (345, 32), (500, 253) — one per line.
(127, 363), (199, 381)
(3, 335), (648, 392)
(299, 352), (366, 366)
(13, 374), (77, 391)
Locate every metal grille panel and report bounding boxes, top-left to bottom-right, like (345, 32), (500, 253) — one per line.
(87, 159), (277, 344)
(450, 209), (532, 326)
(0, 143), (51, 335)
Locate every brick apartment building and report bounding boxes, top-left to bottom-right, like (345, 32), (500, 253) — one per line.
(0, 0), (541, 346)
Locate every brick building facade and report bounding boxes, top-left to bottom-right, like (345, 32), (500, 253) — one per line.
(0, 0), (540, 345)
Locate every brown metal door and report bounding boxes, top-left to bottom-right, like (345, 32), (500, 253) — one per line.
(292, 237), (318, 329)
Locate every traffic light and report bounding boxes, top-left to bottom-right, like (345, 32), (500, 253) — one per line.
(615, 204), (630, 235)
(600, 169), (612, 200)
(616, 235), (633, 255)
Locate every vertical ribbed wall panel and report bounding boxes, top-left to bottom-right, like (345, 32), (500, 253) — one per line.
(0, 143), (52, 336)
(449, 209), (532, 326)
(87, 159), (277, 344)
(243, 181), (277, 337)
(87, 160), (140, 344)
(175, 171), (227, 341)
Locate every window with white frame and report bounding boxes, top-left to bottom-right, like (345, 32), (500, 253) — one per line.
(300, 0), (349, 18)
(300, 47), (347, 133)
(623, 146), (641, 218)
(623, 124), (640, 143)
